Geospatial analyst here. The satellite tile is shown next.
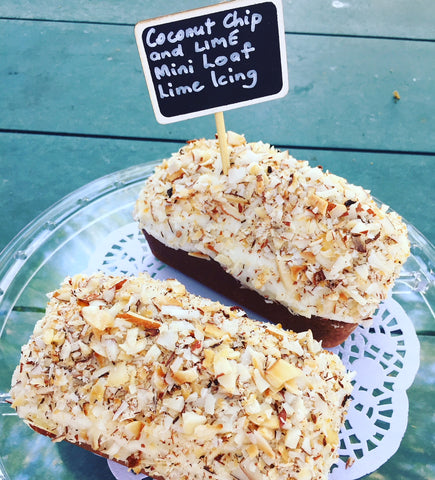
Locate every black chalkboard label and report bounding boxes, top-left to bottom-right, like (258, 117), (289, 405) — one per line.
(135, 0), (288, 124)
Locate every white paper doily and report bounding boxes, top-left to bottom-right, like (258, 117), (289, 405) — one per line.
(86, 223), (420, 480)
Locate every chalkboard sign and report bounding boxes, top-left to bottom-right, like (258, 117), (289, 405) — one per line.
(135, 0), (288, 124)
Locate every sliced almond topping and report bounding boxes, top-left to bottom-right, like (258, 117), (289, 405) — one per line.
(117, 312), (161, 330)
(325, 425), (339, 446)
(329, 203), (347, 219)
(125, 420), (144, 440)
(257, 426), (275, 441)
(307, 192), (328, 215)
(246, 444), (259, 458)
(165, 278), (187, 295)
(217, 369), (238, 394)
(248, 409), (280, 429)
(151, 365), (167, 392)
(224, 193), (249, 204)
(227, 130), (246, 146)
(166, 169), (184, 182)
(202, 348), (214, 370)
(107, 362), (130, 387)
(204, 323), (227, 339)
(248, 430), (275, 458)
(194, 424), (223, 442)
(301, 250), (316, 263)
(83, 402), (92, 418)
(265, 325), (284, 340)
(240, 462), (265, 480)
(182, 412), (207, 436)
(90, 378), (106, 402)
(213, 351), (233, 376)
(172, 368), (198, 384)
(52, 290), (71, 302)
(188, 251), (211, 260)
(153, 295), (183, 307)
(82, 306), (114, 331)
(284, 428), (301, 449)
(289, 265), (307, 283)
(252, 369), (270, 394)
(266, 359), (303, 390)
(220, 202), (244, 221)
(42, 328), (55, 345)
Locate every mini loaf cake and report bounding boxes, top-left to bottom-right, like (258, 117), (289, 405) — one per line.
(134, 132), (410, 347)
(10, 273), (353, 480)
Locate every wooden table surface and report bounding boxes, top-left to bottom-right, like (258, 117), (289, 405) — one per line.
(0, 1), (434, 479)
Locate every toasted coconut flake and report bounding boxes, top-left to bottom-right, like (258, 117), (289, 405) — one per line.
(160, 305), (201, 321)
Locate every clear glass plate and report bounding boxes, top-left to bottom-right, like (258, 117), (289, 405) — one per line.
(1, 160), (434, 480)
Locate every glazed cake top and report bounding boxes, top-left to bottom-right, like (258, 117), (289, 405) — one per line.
(11, 273), (353, 480)
(134, 132), (410, 324)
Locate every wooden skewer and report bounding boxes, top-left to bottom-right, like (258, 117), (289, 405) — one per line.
(215, 111), (230, 175)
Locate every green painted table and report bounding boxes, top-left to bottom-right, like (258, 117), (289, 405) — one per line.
(0, 1), (434, 479)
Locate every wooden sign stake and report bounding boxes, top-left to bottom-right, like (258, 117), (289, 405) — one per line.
(215, 111), (230, 175)
(135, 0), (288, 175)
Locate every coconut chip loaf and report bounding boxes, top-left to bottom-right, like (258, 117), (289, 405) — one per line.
(10, 273), (353, 480)
(134, 132), (410, 347)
